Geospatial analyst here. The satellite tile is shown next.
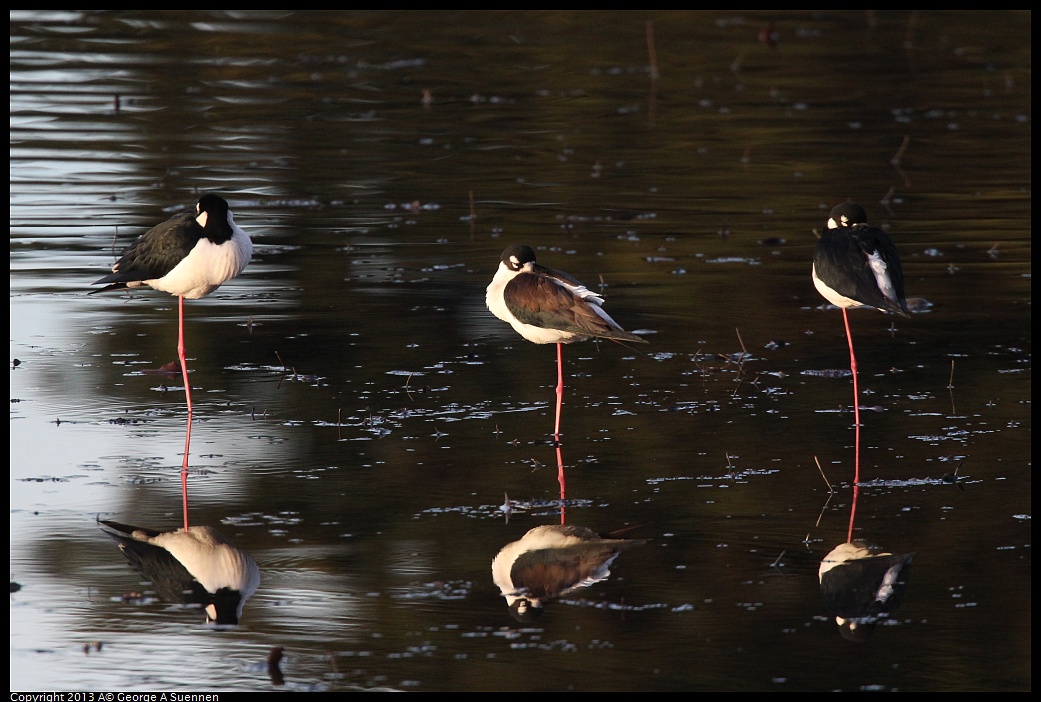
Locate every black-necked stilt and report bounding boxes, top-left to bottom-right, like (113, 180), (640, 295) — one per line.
(491, 524), (646, 622)
(99, 518), (260, 625)
(812, 203), (909, 482)
(812, 203), (909, 319)
(485, 244), (646, 441)
(818, 539), (913, 642)
(91, 194), (252, 530)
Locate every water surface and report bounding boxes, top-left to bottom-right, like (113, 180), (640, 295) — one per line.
(10, 10), (1031, 692)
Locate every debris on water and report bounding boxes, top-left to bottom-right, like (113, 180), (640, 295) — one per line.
(267, 647), (285, 686)
(719, 351), (753, 364)
(906, 297), (933, 313)
(499, 493), (525, 524)
(135, 361), (181, 375)
(802, 369), (853, 378)
(857, 474), (970, 488)
(108, 416), (147, 425)
(390, 580), (473, 601)
(420, 498), (590, 521)
(705, 256), (762, 265)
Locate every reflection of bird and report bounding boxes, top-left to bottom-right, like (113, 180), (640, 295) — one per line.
(491, 524), (646, 622)
(818, 540), (913, 642)
(485, 244), (646, 439)
(100, 519), (260, 625)
(91, 194), (252, 529)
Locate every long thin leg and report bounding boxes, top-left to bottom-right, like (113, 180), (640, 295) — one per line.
(842, 309), (861, 485)
(847, 482), (860, 544)
(178, 296), (192, 532)
(555, 443), (566, 525)
(553, 342), (564, 442)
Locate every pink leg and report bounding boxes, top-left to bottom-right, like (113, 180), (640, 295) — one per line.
(553, 343), (564, 442)
(842, 309), (861, 486)
(555, 443), (566, 525)
(178, 296), (192, 532)
(847, 482), (860, 544)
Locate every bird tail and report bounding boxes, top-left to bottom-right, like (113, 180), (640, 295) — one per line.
(88, 282), (130, 295)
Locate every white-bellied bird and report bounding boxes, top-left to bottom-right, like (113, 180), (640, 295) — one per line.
(91, 194), (252, 529)
(812, 203), (909, 481)
(486, 244), (645, 441)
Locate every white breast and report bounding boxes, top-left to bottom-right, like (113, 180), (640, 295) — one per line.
(150, 230), (252, 299)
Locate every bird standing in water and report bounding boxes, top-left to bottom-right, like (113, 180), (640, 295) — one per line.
(812, 202), (909, 482)
(486, 244), (646, 442)
(91, 194), (253, 530)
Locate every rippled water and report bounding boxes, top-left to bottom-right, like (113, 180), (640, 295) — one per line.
(10, 10), (1031, 691)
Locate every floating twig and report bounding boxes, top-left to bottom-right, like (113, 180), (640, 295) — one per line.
(405, 371), (416, 402)
(904, 10), (919, 51)
(814, 490), (835, 528)
(891, 135), (911, 165)
(890, 134), (912, 186)
(814, 455), (835, 493)
(646, 20), (660, 81)
(879, 186), (897, 216)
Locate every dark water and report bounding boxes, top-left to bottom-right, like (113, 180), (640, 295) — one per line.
(10, 10), (1031, 692)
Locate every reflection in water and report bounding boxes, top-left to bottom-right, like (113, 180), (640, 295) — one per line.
(811, 203), (911, 485)
(99, 519), (260, 625)
(816, 374), (916, 645)
(491, 524), (647, 622)
(819, 476), (914, 643)
(818, 539), (914, 643)
(485, 244), (647, 442)
(267, 647), (285, 687)
(9, 9), (1031, 692)
(90, 195), (254, 531)
(554, 443), (566, 525)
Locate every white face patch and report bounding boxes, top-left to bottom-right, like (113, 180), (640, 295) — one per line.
(827, 217), (840, 229)
(508, 254), (521, 269)
(196, 210), (209, 228)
